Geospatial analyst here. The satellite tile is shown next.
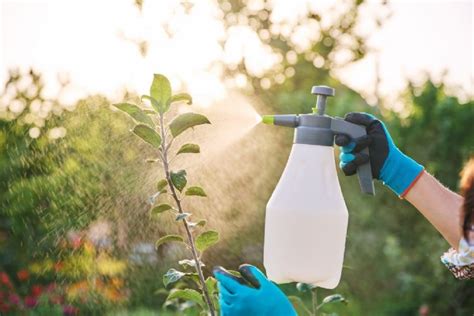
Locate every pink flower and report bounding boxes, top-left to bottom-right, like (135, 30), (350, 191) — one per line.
(24, 295), (38, 308)
(0, 302), (11, 313)
(49, 294), (63, 305)
(67, 231), (82, 249)
(8, 293), (20, 305)
(31, 284), (42, 297)
(17, 269), (29, 281)
(0, 272), (12, 289)
(63, 305), (79, 315)
(46, 282), (57, 292)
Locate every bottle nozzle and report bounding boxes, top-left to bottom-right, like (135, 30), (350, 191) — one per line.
(262, 115), (275, 125)
(261, 115), (299, 128)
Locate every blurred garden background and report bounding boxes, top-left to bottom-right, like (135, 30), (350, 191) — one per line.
(0, 0), (473, 315)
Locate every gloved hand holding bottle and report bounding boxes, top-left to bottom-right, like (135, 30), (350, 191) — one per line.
(335, 112), (473, 280)
(335, 112), (424, 197)
(213, 264), (296, 316)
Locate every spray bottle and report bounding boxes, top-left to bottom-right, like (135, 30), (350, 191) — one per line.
(262, 85), (374, 289)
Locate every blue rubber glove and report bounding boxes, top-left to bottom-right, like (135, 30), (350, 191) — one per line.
(213, 264), (296, 316)
(335, 112), (424, 197)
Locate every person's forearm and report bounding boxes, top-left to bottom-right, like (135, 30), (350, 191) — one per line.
(405, 171), (463, 249)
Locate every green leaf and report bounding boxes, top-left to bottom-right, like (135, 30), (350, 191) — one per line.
(156, 179), (168, 191)
(175, 212), (191, 221)
(166, 289), (205, 308)
(182, 272), (200, 285)
(150, 74), (172, 113)
(177, 143), (200, 155)
(154, 288), (169, 296)
(132, 124), (162, 148)
(170, 170), (187, 192)
(288, 296), (312, 316)
(155, 235), (184, 249)
(178, 259), (205, 268)
(141, 95), (161, 113)
(296, 282), (316, 292)
(163, 268), (186, 287)
(146, 158), (159, 163)
(195, 230), (219, 252)
(188, 219), (206, 228)
(205, 277), (217, 295)
(143, 109), (156, 114)
(211, 295), (219, 314)
(148, 192), (162, 205)
(196, 219), (207, 227)
(185, 186), (207, 197)
(320, 294), (348, 307)
(169, 113), (211, 137)
(162, 300), (176, 310)
(113, 103), (154, 126)
(151, 204), (174, 215)
(169, 93), (192, 105)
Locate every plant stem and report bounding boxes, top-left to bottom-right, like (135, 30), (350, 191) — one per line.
(159, 114), (216, 316)
(312, 287), (318, 316)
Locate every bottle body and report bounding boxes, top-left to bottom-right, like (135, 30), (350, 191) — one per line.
(264, 144), (348, 289)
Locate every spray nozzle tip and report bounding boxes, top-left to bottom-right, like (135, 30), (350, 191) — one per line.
(261, 115), (274, 125)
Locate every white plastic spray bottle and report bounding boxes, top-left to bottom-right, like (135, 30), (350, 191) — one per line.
(261, 86), (375, 289)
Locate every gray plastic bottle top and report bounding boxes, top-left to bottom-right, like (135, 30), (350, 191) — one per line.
(264, 85), (375, 195)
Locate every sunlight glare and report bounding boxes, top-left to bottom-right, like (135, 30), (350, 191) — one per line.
(255, 112), (262, 125)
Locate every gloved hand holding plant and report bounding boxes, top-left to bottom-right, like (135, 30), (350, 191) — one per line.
(213, 264), (297, 316)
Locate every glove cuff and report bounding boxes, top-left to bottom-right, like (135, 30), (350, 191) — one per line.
(399, 169), (424, 198)
(380, 148), (424, 196)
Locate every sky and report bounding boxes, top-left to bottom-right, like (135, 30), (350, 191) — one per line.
(0, 0), (472, 106)
(338, 0), (473, 104)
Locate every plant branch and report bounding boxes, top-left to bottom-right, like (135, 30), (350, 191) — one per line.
(312, 287), (318, 316)
(158, 113), (216, 316)
(166, 136), (174, 151)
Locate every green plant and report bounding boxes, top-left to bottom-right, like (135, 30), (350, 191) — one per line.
(113, 74), (219, 315)
(288, 283), (348, 316)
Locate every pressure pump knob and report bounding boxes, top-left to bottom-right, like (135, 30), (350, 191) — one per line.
(311, 85), (335, 115)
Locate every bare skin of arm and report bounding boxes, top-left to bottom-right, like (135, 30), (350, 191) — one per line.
(405, 171), (463, 249)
